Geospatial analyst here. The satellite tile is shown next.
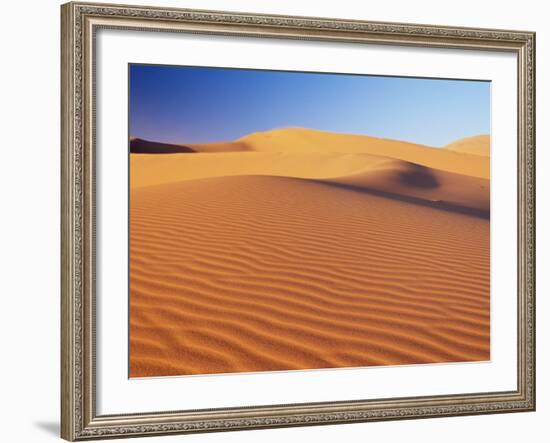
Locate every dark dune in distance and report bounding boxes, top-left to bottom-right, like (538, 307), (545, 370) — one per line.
(130, 137), (195, 154)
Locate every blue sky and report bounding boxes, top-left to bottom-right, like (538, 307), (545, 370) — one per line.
(129, 64), (490, 147)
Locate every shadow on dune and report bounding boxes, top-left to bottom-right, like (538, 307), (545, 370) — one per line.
(314, 179), (490, 220)
(398, 164), (440, 189)
(130, 138), (195, 154)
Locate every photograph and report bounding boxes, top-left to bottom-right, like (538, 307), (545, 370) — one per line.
(128, 64), (491, 378)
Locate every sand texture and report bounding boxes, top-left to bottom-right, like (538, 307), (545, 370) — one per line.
(129, 128), (490, 377)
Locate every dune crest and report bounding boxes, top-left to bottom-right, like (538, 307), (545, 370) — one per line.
(132, 128), (490, 177)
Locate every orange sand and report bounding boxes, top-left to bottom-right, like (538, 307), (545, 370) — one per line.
(129, 128), (490, 377)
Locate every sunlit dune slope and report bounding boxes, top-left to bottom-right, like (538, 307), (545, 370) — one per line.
(445, 135), (490, 157)
(131, 151), (391, 188)
(130, 175), (490, 377)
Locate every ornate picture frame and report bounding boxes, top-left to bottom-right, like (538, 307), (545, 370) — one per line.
(61, 2), (535, 440)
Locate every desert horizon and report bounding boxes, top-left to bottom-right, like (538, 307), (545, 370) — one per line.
(129, 126), (490, 377)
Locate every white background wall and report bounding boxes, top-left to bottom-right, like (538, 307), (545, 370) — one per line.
(0, 0), (546, 442)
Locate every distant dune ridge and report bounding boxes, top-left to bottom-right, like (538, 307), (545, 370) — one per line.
(445, 134), (490, 157)
(129, 128), (491, 377)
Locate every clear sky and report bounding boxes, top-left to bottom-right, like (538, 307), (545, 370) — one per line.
(129, 64), (490, 147)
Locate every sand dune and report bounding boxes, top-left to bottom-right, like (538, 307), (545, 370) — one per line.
(132, 128), (490, 178)
(130, 153), (489, 216)
(130, 175), (490, 377)
(130, 137), (250, 154)
(240, 128), (490, 178)
(445, 134), (490, 157)
(130, 137), (195, 154)
(129, 128), (491, 377)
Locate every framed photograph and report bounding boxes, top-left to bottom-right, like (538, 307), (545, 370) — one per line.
(61, 2), (536, 440)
